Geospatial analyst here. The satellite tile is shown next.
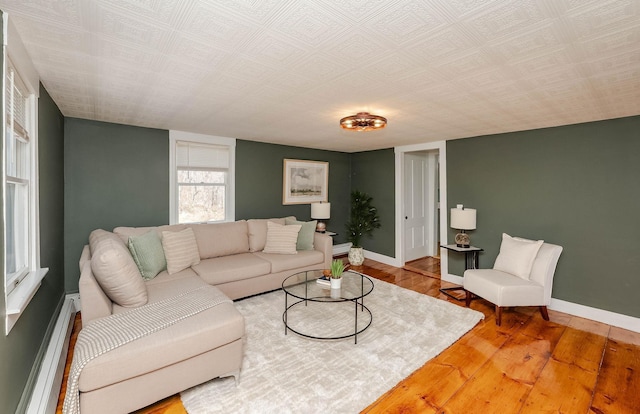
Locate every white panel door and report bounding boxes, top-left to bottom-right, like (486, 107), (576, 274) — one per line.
(404, 153), (429, 261)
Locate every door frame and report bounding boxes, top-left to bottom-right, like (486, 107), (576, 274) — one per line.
(394, 141), (449, 278)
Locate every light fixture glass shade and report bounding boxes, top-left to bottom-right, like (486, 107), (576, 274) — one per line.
(450, 208), (476, 230)
(340, 112), (387, 131)
(311, 202), (331, 219)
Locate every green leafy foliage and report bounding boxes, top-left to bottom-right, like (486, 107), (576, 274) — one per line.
(345, 190), (381, 248)
(330, 259), (345, 279)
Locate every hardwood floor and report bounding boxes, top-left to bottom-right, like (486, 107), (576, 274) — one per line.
(403, 256), (441, 279)
(58, 258), (640, 413)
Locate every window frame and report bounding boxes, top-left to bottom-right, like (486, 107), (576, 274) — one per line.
(3, 15), (47, 335)
(169, 131), (236, 224)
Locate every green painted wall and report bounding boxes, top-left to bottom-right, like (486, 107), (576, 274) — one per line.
(63, 126), (354, 291)
(350, 149), (395, 257)
(447, 115), (640, 318)
(0, 81), (66, 412)
(236, 140), (351, 244)
(64, 118), (169, 292)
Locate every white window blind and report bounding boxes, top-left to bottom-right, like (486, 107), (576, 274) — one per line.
(5, 60), (31, 294)
(176, 141), (229, 170)
(169, 132), (236, 225)
(174, 140), (233, 223)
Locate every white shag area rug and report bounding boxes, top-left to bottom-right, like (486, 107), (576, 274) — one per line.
(180, 278), (483, 414)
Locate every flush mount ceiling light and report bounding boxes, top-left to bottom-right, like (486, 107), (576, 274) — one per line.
(339, 112), (387, 131)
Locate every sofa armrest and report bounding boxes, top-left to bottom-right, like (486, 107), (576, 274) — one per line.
(313, 232), (333, 270)
(79, 246), (113, 327)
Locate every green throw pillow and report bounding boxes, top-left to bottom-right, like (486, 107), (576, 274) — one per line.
(285, 218), (317, 251)
(128, 230), (167, 280)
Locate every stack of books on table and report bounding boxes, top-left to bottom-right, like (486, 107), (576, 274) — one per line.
(316, 276), (331, 286)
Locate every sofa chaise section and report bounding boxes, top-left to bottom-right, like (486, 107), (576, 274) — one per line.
(75, 217), (333, 413)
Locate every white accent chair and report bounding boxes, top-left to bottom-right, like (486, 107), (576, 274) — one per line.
(463, 236), (563, 326)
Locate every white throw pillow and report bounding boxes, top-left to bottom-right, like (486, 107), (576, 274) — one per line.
(90, 235), (148, 307)
(493, 233), (543, 280)
(162, 227), (201, 274)
(263, 221), (301, 254)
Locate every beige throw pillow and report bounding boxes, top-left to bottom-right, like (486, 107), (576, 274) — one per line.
(162, 227), (201, 274)
(493, 233), (543, 280)
(263, 221), (301, 254)
(247, 218), (287, 252)
(90, 235), (148, 307)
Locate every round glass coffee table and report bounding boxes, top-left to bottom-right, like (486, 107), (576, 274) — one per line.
(282, 269), (374, 344)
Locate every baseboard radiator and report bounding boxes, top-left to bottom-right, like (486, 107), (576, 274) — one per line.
(26, 294), (79, 414)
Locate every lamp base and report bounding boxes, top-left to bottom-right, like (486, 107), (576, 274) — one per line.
(455, 232), (470, 248)
(316, 221), (327, 233)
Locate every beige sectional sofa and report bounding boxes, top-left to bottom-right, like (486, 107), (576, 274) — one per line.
(76, 217), (332, 414)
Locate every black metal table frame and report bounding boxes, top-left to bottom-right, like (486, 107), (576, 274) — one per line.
(282, 271), (373, 344)
(439, 245), (483, 301)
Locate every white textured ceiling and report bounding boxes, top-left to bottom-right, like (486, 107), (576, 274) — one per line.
(0, 0), (639, 152)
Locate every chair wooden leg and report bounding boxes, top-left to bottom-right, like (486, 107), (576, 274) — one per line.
(465, 290), (472, 307)
(539, 306), (549, 321)
(495, 306), (502, 326)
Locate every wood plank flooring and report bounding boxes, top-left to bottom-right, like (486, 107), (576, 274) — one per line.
(402, 256), (441, 279)
(57, 258), (640, 414)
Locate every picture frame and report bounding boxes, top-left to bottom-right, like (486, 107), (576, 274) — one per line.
(283, 159), (329, 205)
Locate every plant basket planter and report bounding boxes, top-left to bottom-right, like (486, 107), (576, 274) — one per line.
(348, 247), (365, 266)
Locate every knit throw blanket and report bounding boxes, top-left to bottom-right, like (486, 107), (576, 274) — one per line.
(63, 285), (232, 414)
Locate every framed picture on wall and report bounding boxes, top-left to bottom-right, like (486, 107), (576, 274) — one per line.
(283, 159), (329, 205)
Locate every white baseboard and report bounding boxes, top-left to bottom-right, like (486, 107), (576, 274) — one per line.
(27, 294), (79, 414)
(333, 245), (401, 267)
(550, 298), (640, 333)
(364, 250), (402, 267)
(442, 273), (463, 285)
(332, 243), (351, 256)
(443, 273), (640, 333)
(441, 268), (640, 332)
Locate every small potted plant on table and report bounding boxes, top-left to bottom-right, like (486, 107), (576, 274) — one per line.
(330, 259), (345, 289)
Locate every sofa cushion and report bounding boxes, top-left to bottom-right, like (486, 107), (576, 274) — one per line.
(254, 250), (325, 273)
(162, 228), (201, 274)
(89, 228), (124, 255)
(191, 253), (271, 285)
(89, 230), (148, 308)
(80, 285), (244, 392)
(285, 218), (317, 251)
(493, 233), (543, 280)
(113, 224), (190, 245)
(112, 269), (206, 310)
(144, 267), (202, 288)
(263, 221), (301, 254)
(113, 226), (157, 245)
(127, 230), (167, 280)
(463, 268), (544, 307)
(191, 221), (250, 259)
(247, 217), (295, 252)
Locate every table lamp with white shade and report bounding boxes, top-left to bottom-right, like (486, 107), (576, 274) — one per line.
(311, 202), (331, 232)
(450, 205), (476, 248)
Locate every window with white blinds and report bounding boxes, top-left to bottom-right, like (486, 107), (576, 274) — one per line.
(169, 132), (236, 224)
(5, 59), (32, 295)
(3, 41), (46, 334)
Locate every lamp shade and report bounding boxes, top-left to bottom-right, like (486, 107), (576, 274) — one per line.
(311, 202), (331, 219)
(450, 208), (476, 230)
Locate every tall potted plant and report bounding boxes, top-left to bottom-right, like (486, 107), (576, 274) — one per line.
(345, 190), (381, 265)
